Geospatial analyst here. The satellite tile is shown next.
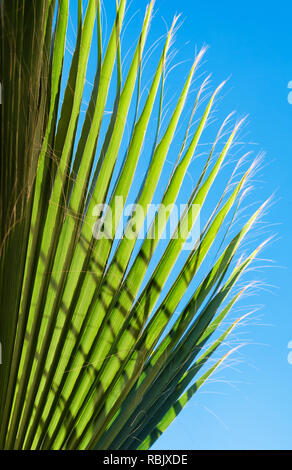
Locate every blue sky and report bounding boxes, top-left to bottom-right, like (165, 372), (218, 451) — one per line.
(147, 0), (292, 450)
(68, 0), (292, 450)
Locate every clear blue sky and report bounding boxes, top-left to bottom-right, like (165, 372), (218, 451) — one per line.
(148, 0), (292, 450)
(69, 0), (292, 450)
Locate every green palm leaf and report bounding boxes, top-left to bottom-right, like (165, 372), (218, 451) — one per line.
(0, 0), (268, 450)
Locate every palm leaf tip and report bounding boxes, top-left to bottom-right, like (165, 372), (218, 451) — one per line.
(0, 0), (270, 450)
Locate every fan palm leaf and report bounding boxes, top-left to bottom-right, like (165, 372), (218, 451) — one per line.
(0, 0), (268, 450)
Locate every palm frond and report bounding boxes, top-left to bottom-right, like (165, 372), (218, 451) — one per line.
(0, 0), (268, 450)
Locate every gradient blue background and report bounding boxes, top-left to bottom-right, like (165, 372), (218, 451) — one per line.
(69, 0), (292, 450)
(149, 0), (292, 450)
